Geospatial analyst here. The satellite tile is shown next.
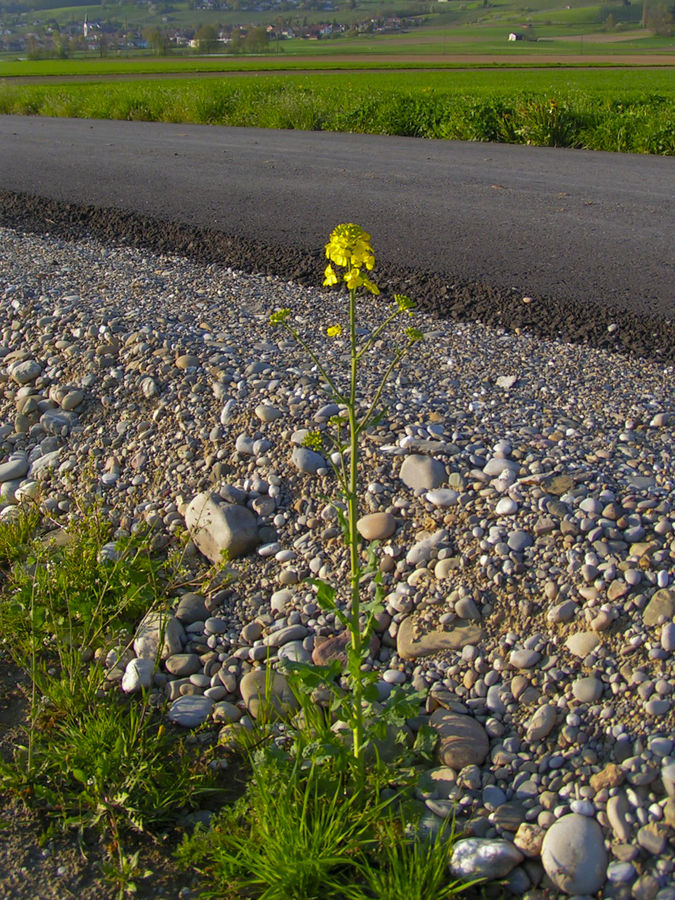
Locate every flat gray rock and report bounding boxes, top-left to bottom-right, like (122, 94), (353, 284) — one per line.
(399, 454), (446, 491)
(291, 446), (327, 475)
(397, 617), (482, 660)
(133, 610), (184, 660)
(28, 450), (60, 479)
(425, 488), (459, 507)
(483, 457), (519, 478)
(168, 695), (214, 727)
(40, 408), (76, 435)
(185, 490), (258, 562)
(0, 454), (28, 483)
(9, 358), (41, 384)
(174, 592), (209, 624)
(264, 624), (308, 648)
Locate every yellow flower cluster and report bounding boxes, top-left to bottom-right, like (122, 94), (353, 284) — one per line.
(301, 430), (323, 452)
(323, 223), (379, 296)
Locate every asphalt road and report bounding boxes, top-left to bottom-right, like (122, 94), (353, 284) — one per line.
(0, 115), (673, 318)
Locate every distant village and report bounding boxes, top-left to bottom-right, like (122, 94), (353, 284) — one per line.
(0, 1), (421, 57)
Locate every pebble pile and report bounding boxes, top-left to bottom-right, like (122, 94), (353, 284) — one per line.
(1, 225), (674, 899)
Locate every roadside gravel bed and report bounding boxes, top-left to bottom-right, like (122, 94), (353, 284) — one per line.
(1, 223), (674, 899)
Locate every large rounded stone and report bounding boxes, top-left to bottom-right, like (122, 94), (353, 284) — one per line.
(174, 592), (209, 624)
(572, 675), (603, 703)
(0, 453), (29, 483)
(525, 703), (557, 741)
(168, 695), (214, 727)
(240, 667), (299, 720)
(541, 813), (608, 895)
(40, 409), (76, 436)
(356, 512), (396, 541)
(399, 454), (446, 491)
(185, 491), (258, 562)
(165, 653), (202, 677)
(133, 610), (184, 660)
(61, 389), (84, 411)
(121, 657), (155, 693)
(430, 709), (489, 768)
(291, 446), (326, 475)
(9, 359), (41, 384)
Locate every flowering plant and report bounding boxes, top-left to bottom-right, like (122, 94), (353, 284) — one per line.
(270, 224), (423, 783)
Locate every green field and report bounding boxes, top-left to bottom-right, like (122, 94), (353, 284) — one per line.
(1, 0), (673, 70)
(1, 0), (672, 154)
(1, 67), (673, 154)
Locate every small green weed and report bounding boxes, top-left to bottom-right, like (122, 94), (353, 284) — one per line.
(5, 689), (217, 837)
(0, 504), (40, 572)
(0, 508), (161, 675)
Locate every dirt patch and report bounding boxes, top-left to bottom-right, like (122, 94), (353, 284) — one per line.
(552, 29), (654, 43)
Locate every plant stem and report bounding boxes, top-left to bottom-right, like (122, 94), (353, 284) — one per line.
(347, 285), (364, 785)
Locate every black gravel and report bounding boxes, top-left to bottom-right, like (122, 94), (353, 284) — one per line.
(2, 188), (674, 365)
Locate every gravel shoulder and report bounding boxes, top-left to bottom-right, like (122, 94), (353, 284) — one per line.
(0, 215), (674, 900)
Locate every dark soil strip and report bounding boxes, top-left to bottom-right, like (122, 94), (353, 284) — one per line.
(3, 188), (674, 365)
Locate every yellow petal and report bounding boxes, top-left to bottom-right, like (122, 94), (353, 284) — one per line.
(323, 265), (339, 286)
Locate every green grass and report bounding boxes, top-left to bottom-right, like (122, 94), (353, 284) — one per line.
(177, 754), (470, 900)
(0, 507), (223, 891)
(0, 68), (672, 154)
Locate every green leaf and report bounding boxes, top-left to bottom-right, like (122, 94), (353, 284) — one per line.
(308, 577), (336, 610)
(362, 683), (380, 703)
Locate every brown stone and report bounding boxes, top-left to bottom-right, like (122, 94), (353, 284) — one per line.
(590, 763), (625, 792)
(542, 474), (574, 496)
(356, 512), (396, 541)
(643, 589), (675, 627)
(430, 709), (489, 769)
(514, 822), (544, 857)
(311, 632), (379, 667)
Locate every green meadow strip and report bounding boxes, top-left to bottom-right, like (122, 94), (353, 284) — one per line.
(0, 70), (672, 154)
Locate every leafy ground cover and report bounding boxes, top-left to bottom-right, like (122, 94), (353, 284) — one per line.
(0, 67), (672, 153)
